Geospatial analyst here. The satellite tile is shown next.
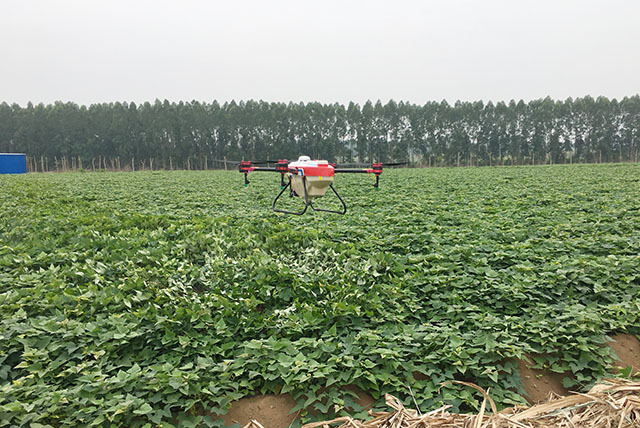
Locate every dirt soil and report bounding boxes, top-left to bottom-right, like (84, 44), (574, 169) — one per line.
(608, 333), (640, 374)
(516, 356), (569, 404)
(221, 394), (297, 428)
(218, 386), (374, 428)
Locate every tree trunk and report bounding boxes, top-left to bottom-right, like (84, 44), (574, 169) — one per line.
(619, 145), (622, 163)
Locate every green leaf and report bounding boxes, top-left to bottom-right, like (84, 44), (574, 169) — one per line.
(134, 403), (153, 415)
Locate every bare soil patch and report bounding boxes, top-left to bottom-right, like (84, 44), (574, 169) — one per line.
(516, 356), (569, 404)
(221, 394), (297, 428)
(216, 386), (374, 428)
(608, 333), (640, 375)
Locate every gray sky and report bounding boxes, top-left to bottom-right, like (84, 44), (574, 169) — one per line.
(1, 0), (639, 106)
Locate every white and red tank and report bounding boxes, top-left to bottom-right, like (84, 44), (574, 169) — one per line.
(287, 156), (334, 198)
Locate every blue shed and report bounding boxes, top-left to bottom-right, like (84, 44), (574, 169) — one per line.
(0, 153), (27, 174)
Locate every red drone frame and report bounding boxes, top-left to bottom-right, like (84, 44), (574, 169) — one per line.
(239, 156), (401, 215)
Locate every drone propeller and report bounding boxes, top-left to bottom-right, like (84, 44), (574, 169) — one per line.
(383, 162), (408, 167)
(216, 159), (278, 166)
(209, 159), (242, 165)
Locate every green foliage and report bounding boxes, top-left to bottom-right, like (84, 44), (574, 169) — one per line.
(0, 164), (639, 427)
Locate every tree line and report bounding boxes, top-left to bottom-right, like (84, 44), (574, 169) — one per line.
(0, 96), (639, 172)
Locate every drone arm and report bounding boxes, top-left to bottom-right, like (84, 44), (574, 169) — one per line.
(250, 167), (277, 172)
(333, 168), (370, 174)
(334, 163), (383, 189)
(239, 160), (291, 188)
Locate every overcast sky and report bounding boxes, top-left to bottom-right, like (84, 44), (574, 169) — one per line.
(1, 0), (639, 106)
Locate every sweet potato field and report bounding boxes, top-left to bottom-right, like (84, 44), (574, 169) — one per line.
(1, 164), (639, 427)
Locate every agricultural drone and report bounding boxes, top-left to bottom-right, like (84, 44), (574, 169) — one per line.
(238, 156), (405, 215)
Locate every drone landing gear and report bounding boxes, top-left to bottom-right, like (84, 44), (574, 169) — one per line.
(312, 184), (347, 215)
(272, 176), (347, 215)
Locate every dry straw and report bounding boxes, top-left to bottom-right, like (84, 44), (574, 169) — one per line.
(296, 379), (639, 428)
